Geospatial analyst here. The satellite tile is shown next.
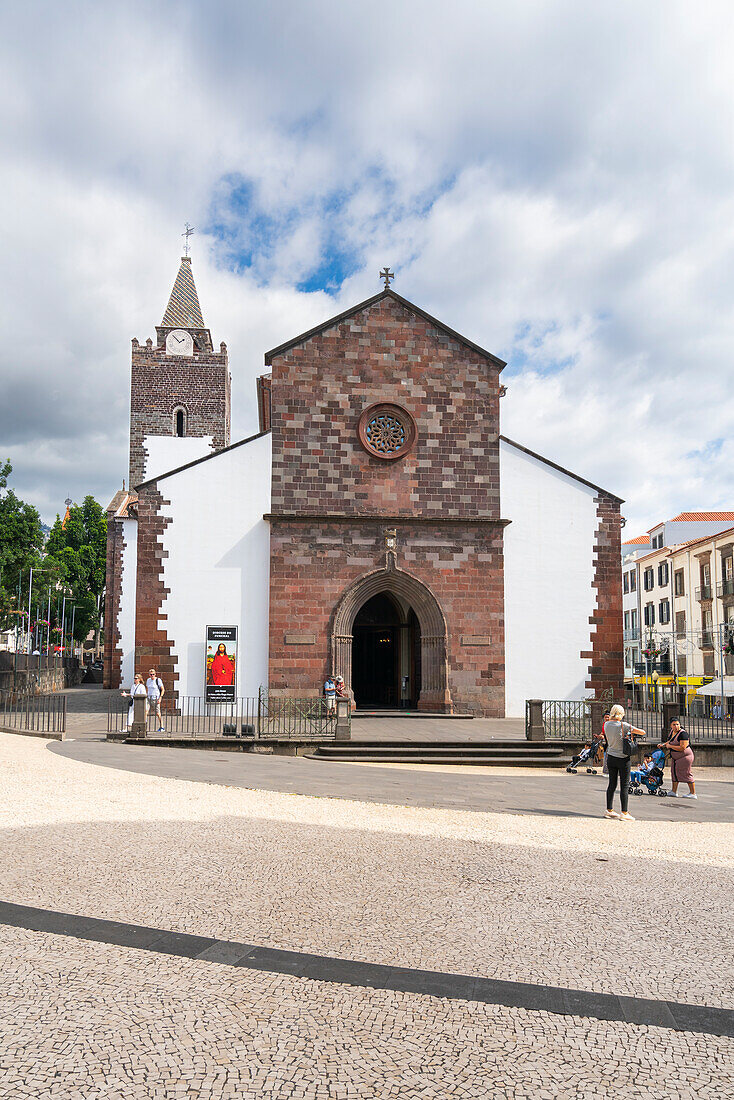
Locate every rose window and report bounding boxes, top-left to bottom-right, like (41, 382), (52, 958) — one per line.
(358, 403), (417, 460)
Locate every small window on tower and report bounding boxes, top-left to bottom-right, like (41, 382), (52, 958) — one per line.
(174, 408), (186, 437)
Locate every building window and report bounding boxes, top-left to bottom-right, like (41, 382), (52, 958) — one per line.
(624, 611), (630, 630)
(631, 609), (637, 630)
(658, 562), (669, 587)
(623, 573), (629, 594)
(674, 569), (685, 596)
(644, 603), (655, 626)
(676, 610), (686, 637)
(630, 571), (636, 592)
(725, 556), (733, 581)
(644, 568), (654, 591)
(173, 407), (187, 437)
(651, 533), (664, 549)
(659, 599), (670, 625)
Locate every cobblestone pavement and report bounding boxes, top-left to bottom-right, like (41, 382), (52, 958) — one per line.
(1, 731), (733, 1098)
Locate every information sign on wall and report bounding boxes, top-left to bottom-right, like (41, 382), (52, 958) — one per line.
(205, 625), (237, 702)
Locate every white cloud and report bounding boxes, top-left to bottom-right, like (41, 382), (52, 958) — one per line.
(1, 0), (733, 530)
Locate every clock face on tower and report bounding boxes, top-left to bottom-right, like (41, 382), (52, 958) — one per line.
(166, 329), (194, 357)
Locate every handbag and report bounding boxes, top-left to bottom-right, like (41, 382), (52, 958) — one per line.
(622, 726), (634, 758)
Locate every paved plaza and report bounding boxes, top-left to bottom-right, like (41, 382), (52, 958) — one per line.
(1, 696), (733, 1097)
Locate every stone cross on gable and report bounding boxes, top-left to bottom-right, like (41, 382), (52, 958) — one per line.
(379, 267), (394, 289)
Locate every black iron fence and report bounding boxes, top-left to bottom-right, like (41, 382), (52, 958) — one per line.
(527, 699), (733, 744)
(539, 699), (592, 740)
(108, 692), (346, 741)
(0, 691), (66, 735)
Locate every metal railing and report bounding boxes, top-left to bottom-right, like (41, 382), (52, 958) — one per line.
(695, 585), (712, 601)
(700, 632), (714, 649)
(108, 692), (346, 741)
(681, 711), (734, 742)
(718, 579), (734, 598)
(0, 691), (66, 734)
(540, 700), (592, 740)
(623, 628), (639, 641)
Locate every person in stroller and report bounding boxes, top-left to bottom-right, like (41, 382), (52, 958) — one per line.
(566, 742), (597, 774)
(629, 749), (667, 796)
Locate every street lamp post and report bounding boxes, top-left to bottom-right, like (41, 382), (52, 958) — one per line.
(652, 670), (659, 711)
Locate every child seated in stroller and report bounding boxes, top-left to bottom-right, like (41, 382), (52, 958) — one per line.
(629, 749), (667, 796)
(566, 742), (597, 774)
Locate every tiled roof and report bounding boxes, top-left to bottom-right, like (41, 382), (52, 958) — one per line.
(669, 525), (734, 552)
(623, 535), (650, 545)
(161, 257), (205, 329)
(670, 511), (734, 522)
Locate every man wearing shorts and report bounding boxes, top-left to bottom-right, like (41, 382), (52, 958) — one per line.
(146, 668), (165, 732)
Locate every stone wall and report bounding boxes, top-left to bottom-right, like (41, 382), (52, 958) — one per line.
(129, 338), (230, 487)
(0, 662), (82, 694)
(268, 520), (506, 716)
(584, 493), (624, 698)
(133, 485), (178, 702)
(268, 293), (503, 520)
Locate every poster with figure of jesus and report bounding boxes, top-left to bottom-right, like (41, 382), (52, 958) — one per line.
(205, 625), (237, 702)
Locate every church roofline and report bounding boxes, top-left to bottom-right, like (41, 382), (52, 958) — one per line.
(264, 288), (507, 369)
(500, 435), (624, 504)
(134, 430), (270, 491)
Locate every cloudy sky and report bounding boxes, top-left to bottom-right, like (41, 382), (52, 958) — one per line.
(2, 0), (733, 532)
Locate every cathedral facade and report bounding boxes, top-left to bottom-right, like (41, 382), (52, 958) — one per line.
(104, 257), (623, 716)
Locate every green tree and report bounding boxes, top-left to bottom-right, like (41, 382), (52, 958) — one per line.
(44, 495), (107, 642)
(0, 461), (45, 631)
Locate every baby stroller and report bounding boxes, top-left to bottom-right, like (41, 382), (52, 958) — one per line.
(629, 749), (667, 797)
(566, 742), (598, 774)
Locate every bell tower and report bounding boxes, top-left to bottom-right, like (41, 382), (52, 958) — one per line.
(128, 255), (231, 487)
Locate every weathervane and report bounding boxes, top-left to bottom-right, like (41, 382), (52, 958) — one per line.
(182, 222), (195, 256)
(379, 267), (394, 289)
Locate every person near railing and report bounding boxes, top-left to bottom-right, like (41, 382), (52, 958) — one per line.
(659, 720), (696, 799)
(603, 704), (645, 821)
(146, 667), (166, 733)
(324, 675), (337, 713)
(121, 674), (147, 728)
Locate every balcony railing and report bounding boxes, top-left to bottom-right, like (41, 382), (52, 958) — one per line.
(700, 631), (714, 648)
(718, 579), (734, 598)
(696, 585), (712, 601)
(623, 628), (639, 641)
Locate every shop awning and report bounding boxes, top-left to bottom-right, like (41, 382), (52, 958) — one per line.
(694, 679), (734, 697)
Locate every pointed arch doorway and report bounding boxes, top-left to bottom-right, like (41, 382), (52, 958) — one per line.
(330, 568), (452, 713)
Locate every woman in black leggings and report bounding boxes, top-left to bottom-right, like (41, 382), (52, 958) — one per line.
(603, 704), (645, 821)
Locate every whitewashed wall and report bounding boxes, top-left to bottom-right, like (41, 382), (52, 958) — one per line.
(142, 435), (213, 486)
(156, 434), (272, 698)
(501, 440), (598, 716)
(118, 518), (138, 689)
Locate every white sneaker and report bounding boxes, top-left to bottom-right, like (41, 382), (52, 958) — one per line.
(668, 791), (678, 797)
(605, 809), (619, 819)
(682, 793), (698, 799)
(620, 812), (635, 821)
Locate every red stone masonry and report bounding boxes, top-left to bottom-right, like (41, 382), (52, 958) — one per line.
(269, 295), (502, 519)
(103, 515), (125, 689)
(267, 291), (507, 716)
(585, 493), (624, 699)
(129, 336), (230, 488)
(133, 485), (179, 704)
(268, 521), (506, 716)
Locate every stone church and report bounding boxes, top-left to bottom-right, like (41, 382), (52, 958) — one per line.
(104, 255), (623, 716)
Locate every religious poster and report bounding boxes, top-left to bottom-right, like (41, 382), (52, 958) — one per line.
(205, 625), (237, 703)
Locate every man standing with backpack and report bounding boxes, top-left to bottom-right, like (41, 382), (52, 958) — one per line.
(146, 667), (166, 733)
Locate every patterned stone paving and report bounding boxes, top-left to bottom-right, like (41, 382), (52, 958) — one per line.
(0, 731), (733, 1098)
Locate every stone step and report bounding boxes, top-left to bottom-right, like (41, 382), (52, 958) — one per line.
(316, 741), (567, 755)
(307, 753), (573, 767)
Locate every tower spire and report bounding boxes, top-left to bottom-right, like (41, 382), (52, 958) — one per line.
(161, 256), (205, 329)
